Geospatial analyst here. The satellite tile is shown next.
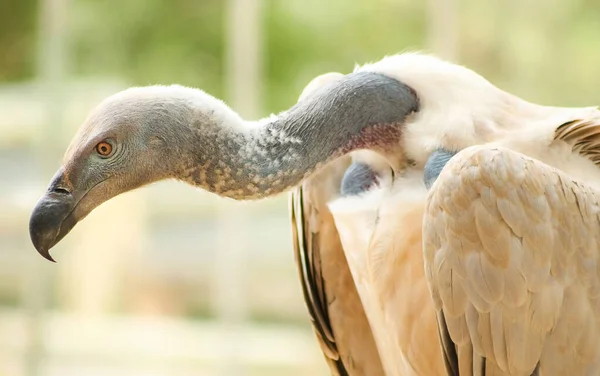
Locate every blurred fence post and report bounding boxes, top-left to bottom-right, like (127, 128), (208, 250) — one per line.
(24, 0), (70, 374)
(426, 0), (459, 61)
(59, 191), (147, 316)
(214, 0), (264, 374)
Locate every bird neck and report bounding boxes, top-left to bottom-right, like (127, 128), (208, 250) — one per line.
(176, 71), (419, 200)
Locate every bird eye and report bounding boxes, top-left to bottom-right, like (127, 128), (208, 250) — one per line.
(95, 141), (113, 157)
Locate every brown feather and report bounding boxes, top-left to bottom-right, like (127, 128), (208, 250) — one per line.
(289, 156), (386, 376)
(555, 117), (600, 165)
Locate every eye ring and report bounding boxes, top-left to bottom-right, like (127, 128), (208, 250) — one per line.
(95, 141), (113, 157)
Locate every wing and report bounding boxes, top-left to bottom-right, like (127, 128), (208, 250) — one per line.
(423, 145), (600, 376)
(329, 178), (449, 376)
(290, 156), (385, 376)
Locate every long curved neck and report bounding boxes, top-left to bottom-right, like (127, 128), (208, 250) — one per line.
(178, 71), (419, 199)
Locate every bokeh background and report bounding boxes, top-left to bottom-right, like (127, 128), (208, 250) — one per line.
(2, 0), (600, 375)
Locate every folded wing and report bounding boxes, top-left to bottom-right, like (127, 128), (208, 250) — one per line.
(424, 145), (600, 376)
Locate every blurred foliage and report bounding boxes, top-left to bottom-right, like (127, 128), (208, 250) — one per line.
(4, 0), (600, 111)
(4, 0), (600, 322)
(71, 0), (226, 95)
(0, 0), (37, 81)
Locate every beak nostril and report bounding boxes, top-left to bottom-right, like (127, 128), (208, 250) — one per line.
(50, 187), (71, 195)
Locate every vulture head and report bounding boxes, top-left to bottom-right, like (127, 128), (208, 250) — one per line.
(29, 52), (533, 262)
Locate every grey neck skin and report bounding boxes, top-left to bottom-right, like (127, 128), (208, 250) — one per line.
(423, 149), (458, 189)
(176, 71), (419, 200)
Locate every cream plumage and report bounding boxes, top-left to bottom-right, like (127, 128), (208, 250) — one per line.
(292, 54), (600, 376)
(290, 65), (448, 376)
(425, 145), (600, 376)
(424, 145), (600, 376)
(419, 70), (600, 376)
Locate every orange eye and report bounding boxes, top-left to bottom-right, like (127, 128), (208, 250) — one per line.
(96, 141), (113, 157)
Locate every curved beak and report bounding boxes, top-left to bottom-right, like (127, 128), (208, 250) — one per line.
(29, 169), (94, 262)
(29, 188), (77, 262)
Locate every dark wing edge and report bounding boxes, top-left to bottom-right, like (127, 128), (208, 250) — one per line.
(436, 311), (459, 376)
(290, 185), (348, 376)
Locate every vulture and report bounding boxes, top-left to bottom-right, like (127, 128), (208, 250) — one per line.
(29, 52), (600, 376)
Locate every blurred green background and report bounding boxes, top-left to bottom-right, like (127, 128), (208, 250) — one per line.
(1, 0), (600, 375)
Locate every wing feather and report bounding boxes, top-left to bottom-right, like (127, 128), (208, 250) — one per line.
(424, 145), (600, 376)
(290, 188), (337, 357)
(290, 157), (385, 376)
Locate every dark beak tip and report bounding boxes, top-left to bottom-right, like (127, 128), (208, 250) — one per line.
(36, 247), (57, 263)
(29, 225), (58, 263)
(29, 191), (73, 263)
